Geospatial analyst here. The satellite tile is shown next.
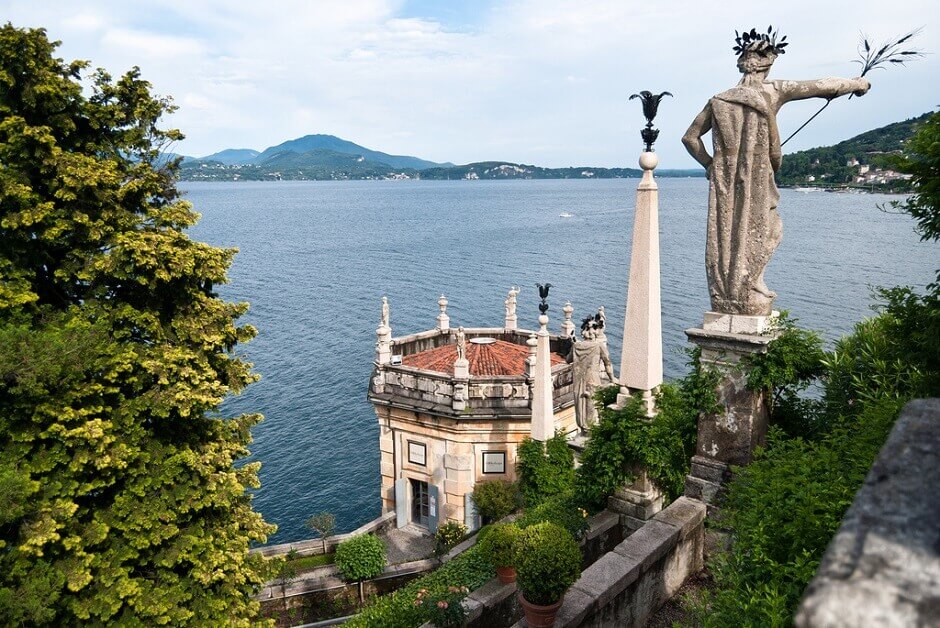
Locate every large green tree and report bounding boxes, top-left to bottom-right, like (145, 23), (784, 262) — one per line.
(0, 25), (275, 624)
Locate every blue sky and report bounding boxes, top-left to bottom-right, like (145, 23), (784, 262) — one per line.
(4, 0), (937, 167)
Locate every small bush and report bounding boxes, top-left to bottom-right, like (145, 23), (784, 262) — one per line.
(334, 534), (387, 582)
(575, 355), (708, 511)
(434, 521), (467, 556)
(515, 490), (590, 540)
(476, 523), (522, 568)
(516, 522), (582, 606)
(516, 433), (575, 506)
(471, 479), (518, 522)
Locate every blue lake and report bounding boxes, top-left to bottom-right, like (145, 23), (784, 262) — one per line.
(183, 178), (936, 545)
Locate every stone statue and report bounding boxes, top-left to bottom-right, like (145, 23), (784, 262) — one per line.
(568, 317), (617, 434)
(682, 27), (870, 316)
(505, 286), (519, 319)
(380, 296), (390, 328)
(455, 326), (467, 361)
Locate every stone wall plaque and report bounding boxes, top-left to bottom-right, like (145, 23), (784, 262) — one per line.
(408, 441), (426, 466)
(482, 451), (506, 474)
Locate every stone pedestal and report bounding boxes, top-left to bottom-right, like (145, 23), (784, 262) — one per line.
(684, 318), (776, 507)
(608, 467), (664, 534)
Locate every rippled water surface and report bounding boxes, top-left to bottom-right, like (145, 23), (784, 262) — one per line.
(183, 178), (935, 544)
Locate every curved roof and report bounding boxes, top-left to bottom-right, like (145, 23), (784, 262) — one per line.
(401, 339), (565, 377)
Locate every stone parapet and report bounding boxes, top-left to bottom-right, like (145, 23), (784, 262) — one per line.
(796, 398), (940, 628)
(515, 497), (706, 628)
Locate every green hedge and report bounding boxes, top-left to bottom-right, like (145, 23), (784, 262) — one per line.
(345, 546), (492, 628)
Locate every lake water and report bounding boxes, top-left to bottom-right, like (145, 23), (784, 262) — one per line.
(183, 178), (935, 545)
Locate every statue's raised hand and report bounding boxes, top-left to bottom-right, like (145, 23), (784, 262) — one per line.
(853, 77), (871, 97)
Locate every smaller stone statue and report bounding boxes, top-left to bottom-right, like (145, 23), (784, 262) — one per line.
(594, 306), (607, 342)
(505, 286), (519, 319)
(380, 296), (390, 329)
(455, 326), (467, 362)
(568, 316), (617, 433)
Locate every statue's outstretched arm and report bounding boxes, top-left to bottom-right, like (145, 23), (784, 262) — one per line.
(682, 103), (713, 171)
(778, 77), (870, 104)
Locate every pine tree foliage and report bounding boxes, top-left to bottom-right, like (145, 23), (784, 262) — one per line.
(0, 25), (275, 625)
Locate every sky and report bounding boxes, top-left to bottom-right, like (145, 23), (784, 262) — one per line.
(4, 0), (938, 168)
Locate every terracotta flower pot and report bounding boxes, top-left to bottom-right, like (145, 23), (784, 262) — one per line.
(518, 591), (564, 628)
(496, 566), (516, 584)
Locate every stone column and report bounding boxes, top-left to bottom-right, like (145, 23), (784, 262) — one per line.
(617, 151), (663, 417)
(609, 152), (665, 531)
(684, 316), (776, 507)
(530, 314), (555, 442)
(561, 301), (575, 337)
(437, 294), (450, 331)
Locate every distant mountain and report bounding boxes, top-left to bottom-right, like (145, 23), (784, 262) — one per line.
(199, 148), (260, 165)
(177, 133), (693, 182)
(777, 112), (931, 189)
(253, 134), (448, 170)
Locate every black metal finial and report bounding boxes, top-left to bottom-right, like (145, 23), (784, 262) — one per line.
(629, 91), (673, 152)
(536, 283), (552, 314)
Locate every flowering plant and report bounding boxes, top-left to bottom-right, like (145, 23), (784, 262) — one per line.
(414, 585), (468, 628)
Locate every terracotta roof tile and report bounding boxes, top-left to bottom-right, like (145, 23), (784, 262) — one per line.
(402, 340), (565, 377)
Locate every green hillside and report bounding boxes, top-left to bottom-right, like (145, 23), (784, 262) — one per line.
(777, 112), (932, 189)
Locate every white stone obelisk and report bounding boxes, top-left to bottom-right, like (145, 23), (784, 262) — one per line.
(530, 314), (555, 442)
(617, 152), (663, 416)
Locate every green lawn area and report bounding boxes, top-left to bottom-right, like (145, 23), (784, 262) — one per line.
(285, 553), (335, 572)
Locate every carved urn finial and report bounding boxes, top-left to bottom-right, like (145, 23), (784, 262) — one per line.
(535, 283), (552, 315)
(629, 90), (673, 152)
(562, 301), (575, 337)
(437, 294), (450, 331)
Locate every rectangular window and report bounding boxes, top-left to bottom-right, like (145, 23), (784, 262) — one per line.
(482, 451), (506, 474)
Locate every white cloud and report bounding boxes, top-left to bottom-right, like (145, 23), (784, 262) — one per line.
(4, 0), (938, 167)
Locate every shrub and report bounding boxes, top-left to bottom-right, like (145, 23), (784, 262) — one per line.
(476, 523), (522, 568)
(417, 585), (469, 628)
(345, 545), (492, 628)
(434, 521), (468, 556)
(334, 534), (387, 583)
(306, 511), (337, 553)
(743, 312), (828, 437)
(471, 479), (518, 522)
(701, 399), (903, 626)
(516, 433), (575, 506)
(515, 490), (591, 540)
(575, 352), (709, 510)
(516, 522), (582, 606)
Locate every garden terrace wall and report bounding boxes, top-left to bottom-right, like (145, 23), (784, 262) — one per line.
(254, 511), (396, 559)
(259, 557), (435, 627)
(796, 398), (940, 627)
(522, 497), (706, 628)
(434, 510), (624, 628)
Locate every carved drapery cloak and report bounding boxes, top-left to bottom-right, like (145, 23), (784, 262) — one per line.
(706, 85), (783, 315)
(570, 339), (610, 432)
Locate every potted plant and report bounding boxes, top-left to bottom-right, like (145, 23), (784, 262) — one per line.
(515, 522), (582, 627)
(477, 523), (522, 584)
